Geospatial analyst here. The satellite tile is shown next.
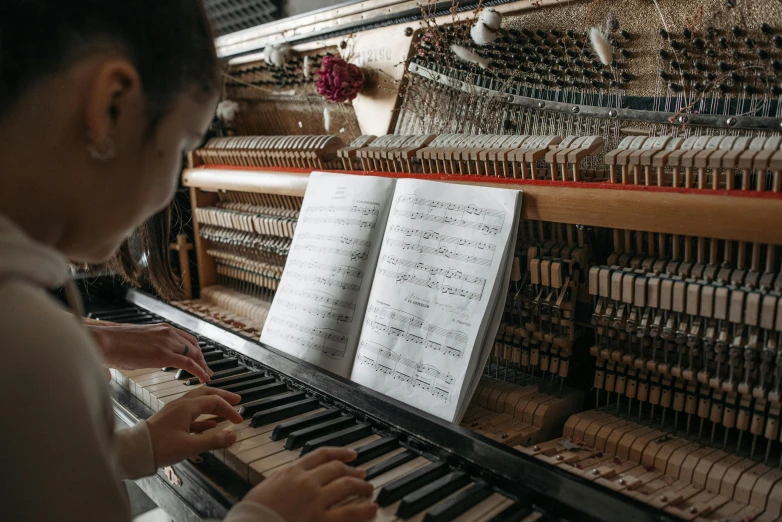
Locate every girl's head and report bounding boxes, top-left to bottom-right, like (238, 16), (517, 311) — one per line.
(0, 1), (220, 262)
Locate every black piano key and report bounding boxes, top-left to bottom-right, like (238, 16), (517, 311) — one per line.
(396, 471), (470, 519)
(236, 382), (288, 403)
(284, 416), (356, 450)
(300, 422), (373, 456)
(250, 397), (321, 427)
(187, 366), (250, 385)
(485, 502), (533, 522)
(364, 450), (417, 481)
(376, 461), (449, 507)
(202, 351), (224, 362)
(87, 307), (139, 319)
(239, 391), (307, 418)
(423, 481), (492, 522)
(207, 357), (239, 371)
(220, 376), (277, 393)
(176, 357), (239, 379)
(271, 408), (341, 441)
(349, 437), (399, 467)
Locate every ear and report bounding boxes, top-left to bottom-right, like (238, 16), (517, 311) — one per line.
(84, 59), (142, 155)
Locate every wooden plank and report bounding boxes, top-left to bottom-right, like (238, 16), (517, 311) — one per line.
(190, 187), (218, 289)
(182, 168), (782, 244)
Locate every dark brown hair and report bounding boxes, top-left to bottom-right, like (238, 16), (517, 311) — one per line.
(107, 206), (184, 301)
(0, 0), (220, 124)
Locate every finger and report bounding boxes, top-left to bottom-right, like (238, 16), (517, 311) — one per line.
(171, 328), (212, 378)
(320, 477), (373, 508)
(190, 420), (218, 433)
(181, 386), (242, 405)
(188, 429), (237, 454)
(323, 502), (378, 522)
(310, 460), (365, 486)
(297, 447), (358, 471)
(185, 395), (243, 424)
(168, 354), (210, 383)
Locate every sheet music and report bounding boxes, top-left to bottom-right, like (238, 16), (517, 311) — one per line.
(351, 178), (520, 421)
(261, 172), (395, 377)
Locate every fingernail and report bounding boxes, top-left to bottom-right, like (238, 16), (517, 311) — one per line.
(223, 432), (236, 446)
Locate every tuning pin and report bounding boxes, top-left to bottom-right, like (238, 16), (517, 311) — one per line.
(659, 49), (672, 60)
(669, 82), (683, 93)
(759, 49), (771, 60)
(671, 40), (685, 51)
(683, 27), (692, 39)
(619, 48), (631, 58)
(693, 38), (705, 49)
(745, 37), (755, 49)
(620, 71), (632, 82)
(659, 28), (669, 39)
(732, 26), (745, 38)
(621, 30), (631, 40)
(774, 35), (782, 47)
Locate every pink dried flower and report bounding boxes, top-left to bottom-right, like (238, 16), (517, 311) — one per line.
(315, 55), (365, 103)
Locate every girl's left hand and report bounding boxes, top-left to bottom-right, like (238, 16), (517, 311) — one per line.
(88, 322), (213, 382)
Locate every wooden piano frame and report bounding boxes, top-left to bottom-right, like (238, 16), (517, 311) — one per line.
(183, 163), (782, 292)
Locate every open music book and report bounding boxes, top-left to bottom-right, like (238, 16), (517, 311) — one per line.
(260, 172), (521, 422)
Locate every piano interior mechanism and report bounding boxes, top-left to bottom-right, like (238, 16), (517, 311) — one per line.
(94, 0), (782, 520)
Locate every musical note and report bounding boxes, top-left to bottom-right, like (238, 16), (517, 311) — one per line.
(287, 259), (364, 279)
(395, 196), (505, 218)
(364, 305), (467, 358)
(284, 270), (361, 291)
(384, 238), (492, 266)
(300, 216), (376, 229)
(380, 256), (486, 285)
(392, 210), (500, 235)
(297, 243), (369, 261)
(265, 316), (348, 359)
(307, 204), (379, 216)
(297, 233), (371, 248)
(356, 340), (452, 402)
(388, 225), (496, 252)
(276, 298), (354, 323)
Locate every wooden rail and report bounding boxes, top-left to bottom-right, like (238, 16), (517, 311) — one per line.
(182, 166), (782, 244)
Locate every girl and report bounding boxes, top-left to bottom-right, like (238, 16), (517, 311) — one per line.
(0, 1), (378, 521)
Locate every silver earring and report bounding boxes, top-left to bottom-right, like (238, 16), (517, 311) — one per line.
(88, 137), (116, 161)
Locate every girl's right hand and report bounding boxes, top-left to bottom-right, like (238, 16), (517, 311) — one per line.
(243, 447), (377, 522)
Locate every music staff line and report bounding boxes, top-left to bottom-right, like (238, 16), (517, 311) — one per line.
(300, 216), (376, 229)
(364, 305), (467, 358)
(265, 327), (346, 360)
(286, 259), (364, 279)
(284, 270), (362, 291)
(380, 256), (486, 285)
(389, 225), (497, 252)
(384, 238), (492, 267)
(307, 204), (379, 216)
(297, 242), (369, 262)
(266, 315), (348, 359)
(356, 340), (453, 402)
(297, 233), (371, 248)
(277, 286), (357, 310)
(392, 209), (501, 235)
(396, 195), (505, 218)
(275, 297), (353, 323)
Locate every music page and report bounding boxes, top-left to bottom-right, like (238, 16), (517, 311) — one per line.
(261, 172), (396, 377)
(350, 178), (520, 421)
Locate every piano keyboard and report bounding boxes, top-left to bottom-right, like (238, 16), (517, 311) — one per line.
(100, 306), (556, 522)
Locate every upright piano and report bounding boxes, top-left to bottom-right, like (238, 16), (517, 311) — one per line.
(96, 0), (782, 520)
